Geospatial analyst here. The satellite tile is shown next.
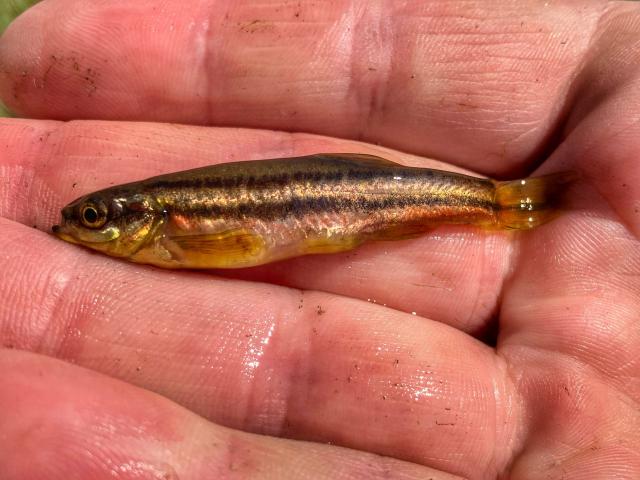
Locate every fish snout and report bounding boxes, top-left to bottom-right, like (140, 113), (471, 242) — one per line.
(52, 207), (75, 241)
(62, 205), (74, 220)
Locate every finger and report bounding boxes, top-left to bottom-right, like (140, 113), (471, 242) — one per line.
(0, 0), (609, 174)
(0, 218), (519, 478)
(499, 214), (640, 478)
(0, 349), (458, 480)
(517, 2), (640, 422)
(0, 118), (511, 334)
(496, 9), (640, 476)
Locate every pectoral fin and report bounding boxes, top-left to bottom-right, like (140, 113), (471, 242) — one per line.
(166, 229), (266, 268)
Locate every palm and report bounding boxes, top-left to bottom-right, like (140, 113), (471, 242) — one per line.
(1, 1), (639, 478)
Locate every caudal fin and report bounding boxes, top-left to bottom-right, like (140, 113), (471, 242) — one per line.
(494, 172), (575, 229)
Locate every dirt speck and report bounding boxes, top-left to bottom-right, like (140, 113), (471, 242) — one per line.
(238, 20), (275, 34)
(297, 293), (304, 309)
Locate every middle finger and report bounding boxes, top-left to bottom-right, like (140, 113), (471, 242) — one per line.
(0, 0), (602, 174)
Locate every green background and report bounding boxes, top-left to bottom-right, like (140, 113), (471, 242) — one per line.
(0, 0), (40, 117)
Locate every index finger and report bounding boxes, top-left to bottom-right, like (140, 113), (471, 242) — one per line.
(0, 0), (606, 174)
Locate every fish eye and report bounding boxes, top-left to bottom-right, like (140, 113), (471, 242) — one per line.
(80, 204), (106, 228)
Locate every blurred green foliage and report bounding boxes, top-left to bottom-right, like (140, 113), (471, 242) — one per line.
(1, 0), (39, 32)
(0, 0), (41, 117)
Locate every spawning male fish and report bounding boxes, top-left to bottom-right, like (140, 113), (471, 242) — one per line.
(52, 153), (569, 268)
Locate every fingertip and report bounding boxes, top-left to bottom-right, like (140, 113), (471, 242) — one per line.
(1, 0), (131, 120)
(0, 349), (187, 480)
(0, 1), (47, 116)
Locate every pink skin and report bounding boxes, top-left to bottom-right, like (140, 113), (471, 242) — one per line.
(0, 0), (640, 478)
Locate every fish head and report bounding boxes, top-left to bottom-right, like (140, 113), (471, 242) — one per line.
(52, 188), (163, 258)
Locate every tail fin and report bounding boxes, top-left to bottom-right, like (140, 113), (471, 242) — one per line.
(494, 172), (575, 230)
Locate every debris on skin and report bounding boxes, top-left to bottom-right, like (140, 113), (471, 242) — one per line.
(54, 54), (100, 97)
(238, 19), (275, 34)
(316, 305), (325, 315)
(297, 292), (304, 309)
(9, 53), (100, 101)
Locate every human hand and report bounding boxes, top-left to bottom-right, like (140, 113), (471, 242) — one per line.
(1, 1), (639, 478)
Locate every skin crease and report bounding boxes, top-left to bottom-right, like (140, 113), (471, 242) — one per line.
(0, 0), (639, 478)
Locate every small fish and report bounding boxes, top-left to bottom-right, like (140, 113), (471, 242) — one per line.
(52, 153), (571, 269)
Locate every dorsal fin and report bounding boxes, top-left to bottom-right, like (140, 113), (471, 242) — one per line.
(311, 153), (401, 169)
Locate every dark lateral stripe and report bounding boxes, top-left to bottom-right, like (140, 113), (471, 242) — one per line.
(169, 193), (495, 220)
(146, 167), (452, 191)
(149, 170), (341, 190)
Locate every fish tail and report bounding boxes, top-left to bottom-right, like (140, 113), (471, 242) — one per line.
(493, 172), (575, 229)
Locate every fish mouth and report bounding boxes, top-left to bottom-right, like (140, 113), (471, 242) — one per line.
(52, 224), (81, 245)
(52, 222), (121, 244)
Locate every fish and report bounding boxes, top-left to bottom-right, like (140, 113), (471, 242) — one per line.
(52, 153), (571, 269)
